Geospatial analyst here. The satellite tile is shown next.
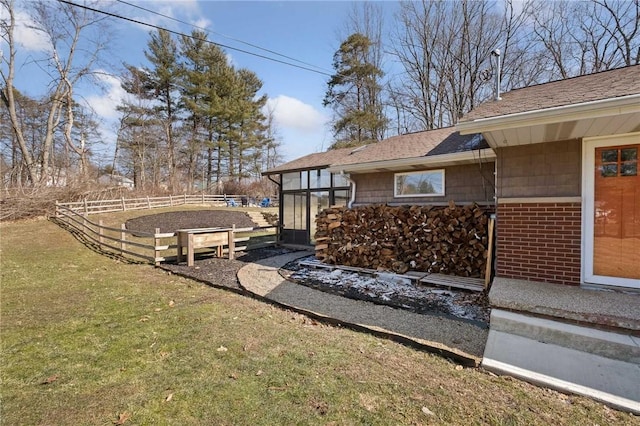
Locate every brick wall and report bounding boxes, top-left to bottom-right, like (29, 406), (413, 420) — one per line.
(497, 201), (582, 285)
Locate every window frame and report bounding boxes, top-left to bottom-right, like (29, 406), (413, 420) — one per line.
(394, 169), (445, 198)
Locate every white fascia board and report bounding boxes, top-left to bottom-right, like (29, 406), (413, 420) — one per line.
(457, 94), (640, 135)
(326, 148), (496, 174)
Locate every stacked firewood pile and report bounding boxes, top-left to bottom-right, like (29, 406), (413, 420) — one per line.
(315, 202), (490, 278)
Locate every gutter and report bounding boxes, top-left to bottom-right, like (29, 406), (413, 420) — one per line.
(327, 148), (496, 174)
(457, 94), (640, 135)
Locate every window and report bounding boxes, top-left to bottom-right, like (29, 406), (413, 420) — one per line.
(282, 171), (309, 190)
(600, 147), (638, 177)
(394, 170), (445, 197)
(309, 169), (331, 189)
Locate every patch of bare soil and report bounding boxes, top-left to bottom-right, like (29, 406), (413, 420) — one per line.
(125, 210), (257, 234)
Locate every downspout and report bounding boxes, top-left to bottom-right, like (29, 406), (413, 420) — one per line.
(341, 171), (356, 208)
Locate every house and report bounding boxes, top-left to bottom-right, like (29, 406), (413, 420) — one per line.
(263, 127), (495, 245)
(457, 64), (640, 413)
(263, 65), (640, 412)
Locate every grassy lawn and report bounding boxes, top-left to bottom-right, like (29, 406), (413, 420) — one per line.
(1, 216), (638, 425)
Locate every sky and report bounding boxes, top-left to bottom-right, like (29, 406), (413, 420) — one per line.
(4, 0), (401, 167)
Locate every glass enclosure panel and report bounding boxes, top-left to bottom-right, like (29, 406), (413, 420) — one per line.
(593, 145), (640, 279)
(294, 193), (307, 230)
(282, 172), (301, 190)
(395, 170), (445, 197)
(332, 173), (351, 187)
(309, 191), (330, 243)
(283, 193), (308, 230)
(333, 190), (350, 207)
(310, 169), (331, 189)
(282, 194), (295, 229)
(300, 171), (309, 189)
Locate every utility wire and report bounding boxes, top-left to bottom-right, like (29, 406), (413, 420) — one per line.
(113, 0), (333, 75)
(56, 0), (332, 77)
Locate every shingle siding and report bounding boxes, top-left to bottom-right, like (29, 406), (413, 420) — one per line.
(497, 140), (581, 198)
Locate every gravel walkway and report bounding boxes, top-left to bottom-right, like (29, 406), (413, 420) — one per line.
(237, 252), (488, 365)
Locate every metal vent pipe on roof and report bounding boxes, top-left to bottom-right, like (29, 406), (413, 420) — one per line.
(491, 49), (502, 101)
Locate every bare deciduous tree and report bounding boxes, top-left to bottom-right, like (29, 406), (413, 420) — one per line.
(1, 0), (112, 186)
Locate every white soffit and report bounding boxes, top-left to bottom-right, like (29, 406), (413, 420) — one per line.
(457, 95), (640, 147)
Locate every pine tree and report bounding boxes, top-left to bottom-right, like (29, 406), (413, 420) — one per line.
(323, 33), (387, 149)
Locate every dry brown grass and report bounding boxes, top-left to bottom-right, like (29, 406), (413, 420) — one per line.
(2, 216), (639, 425)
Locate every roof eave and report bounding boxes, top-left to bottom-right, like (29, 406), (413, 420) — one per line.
(457, 94), (640, 135)
(326, 148), (496, 174)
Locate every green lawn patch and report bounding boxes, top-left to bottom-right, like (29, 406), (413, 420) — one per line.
(1, 216), (638, 425)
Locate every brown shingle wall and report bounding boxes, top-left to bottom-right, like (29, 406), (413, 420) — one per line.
(496, 202), (582, 285)
(353, 163), (495, 204)
(497, 140), (581, 198)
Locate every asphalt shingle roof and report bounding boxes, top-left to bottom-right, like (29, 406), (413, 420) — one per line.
(462, 65), (640, 121)
(263, 127), (487, 174)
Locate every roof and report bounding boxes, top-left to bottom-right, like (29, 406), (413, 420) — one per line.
(263, 127), (491, 175)
(329, 127), (488, 168)
(262, 147), (354, 175)
(461, 65), (640, 122)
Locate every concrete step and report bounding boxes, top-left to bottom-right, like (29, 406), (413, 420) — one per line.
(482, 309), (640, 414)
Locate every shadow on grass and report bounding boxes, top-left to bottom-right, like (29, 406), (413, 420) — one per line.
(50, 217), (147, 265)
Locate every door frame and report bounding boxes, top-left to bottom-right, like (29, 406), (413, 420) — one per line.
(582, 132), (640, 289)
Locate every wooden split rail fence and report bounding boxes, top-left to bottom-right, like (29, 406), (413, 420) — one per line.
(56, 194), (247, 216)
(54, 204), (263, 265)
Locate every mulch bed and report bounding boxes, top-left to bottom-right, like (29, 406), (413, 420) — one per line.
(161, 246), (295, 292)
(125, 210), (257, 234)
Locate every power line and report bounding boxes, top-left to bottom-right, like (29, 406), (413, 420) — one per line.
(113, 0), (333, 75)
(56, 0), (332, 77)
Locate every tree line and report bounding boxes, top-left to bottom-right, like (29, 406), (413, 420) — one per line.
(1, 0), (638, 190)
(324, 0), (639, 148)
(116, 28), (280, 193)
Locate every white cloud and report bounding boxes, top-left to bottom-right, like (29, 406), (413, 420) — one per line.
(127, 0), (206, 32)
(7, 10), (51, 52)
(265, 95), (328, 134)
(83, 73), (127, 120)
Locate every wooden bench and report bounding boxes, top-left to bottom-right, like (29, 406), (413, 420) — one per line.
(176, 227), (235, 266)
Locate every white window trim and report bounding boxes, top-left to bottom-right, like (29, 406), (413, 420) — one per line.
(582, 132), (640, 289)
(394, 169), (445, 198)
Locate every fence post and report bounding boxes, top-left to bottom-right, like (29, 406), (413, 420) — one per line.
(201, 193), (205, 204)
(154, 227), (161, 265)
(120, 224), (127, 255)
(227, 224), (235, 260)
(170, 195), (173, 206)
(83, 198), (88, 215)
(147, 196), (151, 209)
(121, 196), (126, 211)
(98, 220), (104, 246)
(184, 193), (187, 205)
